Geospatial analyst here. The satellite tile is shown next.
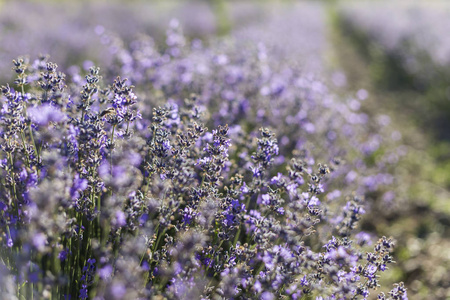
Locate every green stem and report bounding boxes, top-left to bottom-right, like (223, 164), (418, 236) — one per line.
(125, 106), (130, 134)
(7, 151), (18, 217)
(20, 131), (31, 167)
(152, 227), (166, 253)
(110, 125), (116, 175)
(28, 122), (39, 176)
(205, 240), (224, 274)
(233, 228), (241, 246)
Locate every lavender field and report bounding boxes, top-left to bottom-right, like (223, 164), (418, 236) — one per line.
(0, 1), (449, 299)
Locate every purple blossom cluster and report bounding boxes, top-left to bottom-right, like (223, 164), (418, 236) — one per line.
(0, 16), (409, 300)
(102, 19), (407, 218)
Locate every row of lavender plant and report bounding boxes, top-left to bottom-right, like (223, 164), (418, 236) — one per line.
(337, 1), (450, 128)
(335, 3), (450, 298)
(0, 21), (408, 300)
(0, 0), (266, 82)
(107, 19), (409, 219)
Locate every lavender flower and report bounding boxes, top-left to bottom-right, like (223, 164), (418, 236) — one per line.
(0, 12), (412, 299)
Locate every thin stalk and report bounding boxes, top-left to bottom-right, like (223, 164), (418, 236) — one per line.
(233, 227), (241, 246)
(205, 240), (224, 274)
(110, 124), (116, 175)
(27, 122), (40, 175)
(29, 249), (34, 300)
(125, 106), (130, 135)
(150, 226), (167, 267)
(19, 131), (31, 167)
(7, 151), (18, 217)
(42, 91), (47, 104)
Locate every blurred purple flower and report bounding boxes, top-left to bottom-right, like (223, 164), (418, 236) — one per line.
(99, 265), (113, 279)
(261, 292), (274, 300)
(28, 104), (66, 126)
(32, 233), (47, 252)
(70, 173), (88, 200)
(115, 211), (127, 227)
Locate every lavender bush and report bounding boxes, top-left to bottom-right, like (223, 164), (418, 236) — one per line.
(0, 18), (410, 298)
(0, 0), (424, 296)
(0, 60), (406, 300)
(104, 19), (409, 216)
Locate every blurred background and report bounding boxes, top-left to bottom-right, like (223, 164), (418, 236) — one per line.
(0, 0), (449, 298)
